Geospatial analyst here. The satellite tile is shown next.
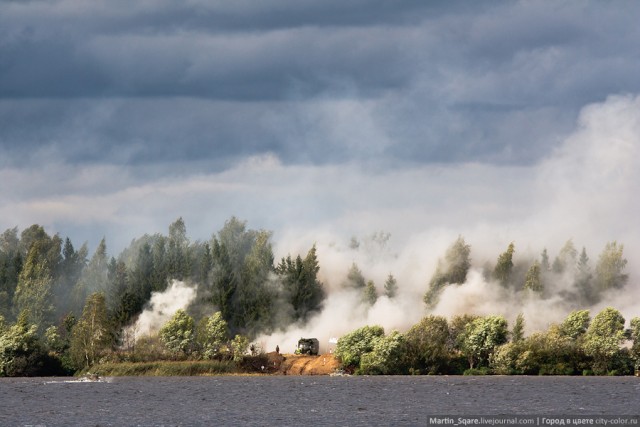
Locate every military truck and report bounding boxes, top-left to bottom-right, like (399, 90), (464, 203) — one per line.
(297, 338), (320, 355)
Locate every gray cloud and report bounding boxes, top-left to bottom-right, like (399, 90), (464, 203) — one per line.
(2, 1), (640, 257)
(3, 1), (640, 169)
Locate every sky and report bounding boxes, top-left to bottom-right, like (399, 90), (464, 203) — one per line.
(2, 0), (640, 303)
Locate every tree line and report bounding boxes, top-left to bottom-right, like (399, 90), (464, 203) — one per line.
(0, 218), (635, 376)
(423, 237), (629, 308)
(334, 307), (640, 376)
(0, 217), (325, 375)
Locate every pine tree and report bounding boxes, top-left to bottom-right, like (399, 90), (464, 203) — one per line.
(523, 261), (543, 294)
(594, 242), (628, 295)
(210, 239), (236, 327)
(0, 227), (21, 320)
(167, 217), (189, 280)
(575, 247), (594, 303)
(127, 242), (154, 316)
(233, 230), (276, 335)
(151, 236), (168, 293)
(276, 245), (325, 321)
(552, 239), (577, 274)
(493, 243), (515, 287)
(346, 263), (366, 289)
(540, 248), (550, 272)
(72, 238), (109, 314)
(293, 245), (326, 321)
(384, 274), (399, 299)
(363, 280), (378, 306)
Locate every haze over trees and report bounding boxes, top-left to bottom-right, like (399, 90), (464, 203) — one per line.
(0, 217), (637, 376)
(423, 236), (471, 307)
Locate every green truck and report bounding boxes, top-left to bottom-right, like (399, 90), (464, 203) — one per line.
(297, 338), (320, 355)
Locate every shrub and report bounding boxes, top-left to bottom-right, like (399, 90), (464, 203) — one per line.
(335, 325), (384, 369)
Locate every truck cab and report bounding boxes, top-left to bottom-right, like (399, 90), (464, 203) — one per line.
(297, 338), (320, 355)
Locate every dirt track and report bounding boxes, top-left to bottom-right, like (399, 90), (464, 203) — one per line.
(267, 353), (340, 375)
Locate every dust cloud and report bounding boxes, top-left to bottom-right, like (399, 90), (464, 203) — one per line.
(257, 94), (640, 351)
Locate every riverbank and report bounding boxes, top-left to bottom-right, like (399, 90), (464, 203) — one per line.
(85, 353), (340, 376)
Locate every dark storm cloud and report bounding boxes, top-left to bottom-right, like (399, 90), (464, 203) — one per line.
(1, 1), (640, 168)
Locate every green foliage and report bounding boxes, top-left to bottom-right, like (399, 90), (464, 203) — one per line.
(629, 317), (640, 371)
(70, 293), (113, 369)
(233, 230), (277, 334)
(167, 217), (189, 280)
(359, 331), (406, 375)
(552, 239), (577, 274)
(209, 238), (236, 326)
(0, 311), (38, 376)
(363, 280), (378, 306)
(72, 238), (109, 313)
(511, 313), (525, 343)
(493, 242), (515, 287)
(1, 228), (23, 320)
(159, 309), (195, 355)
(405, 315), (450, 374)
(383, 274), (398, 299)
(490, 342), (519, 375)
(444, 236), (472, 284)
(423, 261), (447, 307)
(0, 311), (62, 376)
(196, 312), (228, 359)
(335, 325), (385, 369)
(107, 258), (129, 318)
(230, 334), (249, 362)
(424, 237), (471, 307)
(45, 321), (75, 374)
(583, 307), (626, 374)
(123, 240), (155, 320)
(463, 367), (490, 375)
(88, 359), (236, 376)
(209, 219), (279, 335)
(0, 227), (19, 254)
(44, 325), (63, 352)
(559, 310), (590, 340)
(510, 325), (577, 375)
(594, 242), (628, 295)
(523, 261), (543, 294)
(461, 315), (508, 369)
(448, 314), (479, 351)
(574, 247), (594, 304)
(56, 238), (88, 316)
(276, 245), (326, 323)
(2, 220), (640, 377)
(345, 263), (366, 289)
(13, 242), (55, 330)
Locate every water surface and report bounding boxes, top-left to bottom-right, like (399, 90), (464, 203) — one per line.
(1, 376), (638, 426)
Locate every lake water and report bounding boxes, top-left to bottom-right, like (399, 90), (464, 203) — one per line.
(1, 376), (639, 426)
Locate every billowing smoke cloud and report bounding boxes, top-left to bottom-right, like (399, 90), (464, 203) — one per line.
(257, 94), (640, 351)
(129, 280), (197, 338)
(2, 92), (640, 349)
